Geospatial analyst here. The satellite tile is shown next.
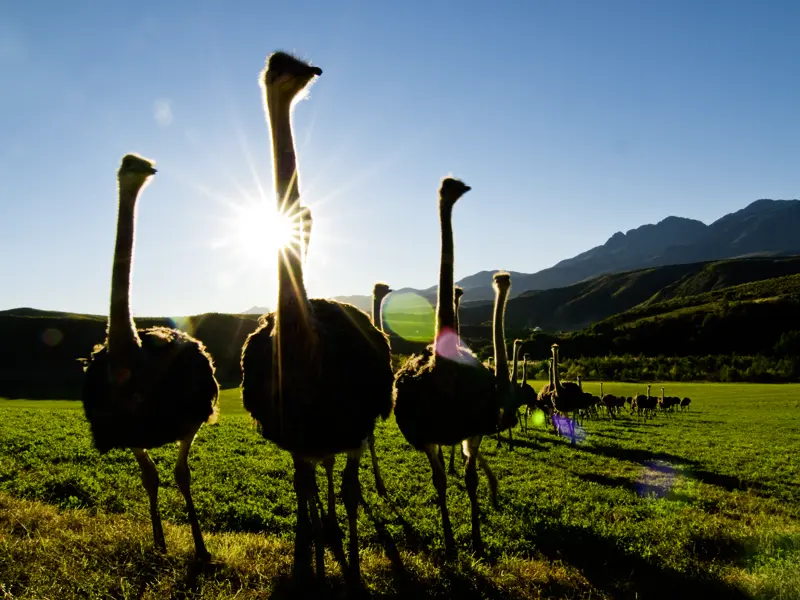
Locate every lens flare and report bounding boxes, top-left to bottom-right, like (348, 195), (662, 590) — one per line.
(383, 292), (435, 342)
(636, 460), (677, 498)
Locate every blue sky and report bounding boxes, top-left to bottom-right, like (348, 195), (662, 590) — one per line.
(1, 1), (798, 316)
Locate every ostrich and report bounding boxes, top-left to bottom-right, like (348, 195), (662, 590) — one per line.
(491, 272), (520, 449)
(550, 344), (584, 445)
(447, 285), (466, 474)
(365, 281), (393, 496)
(81, 154), (219, 560)
(516, 351), (540, 434)
(394, 178), (505, 557)
(240, 52), (393, 583)
(681, 396), (692, 411)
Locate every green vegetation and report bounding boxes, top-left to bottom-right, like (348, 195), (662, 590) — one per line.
(1, 384), (798, 598)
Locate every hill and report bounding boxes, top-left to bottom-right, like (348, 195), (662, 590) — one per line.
(328, 198), (800, 309)
(457, 255), (800, 331)
(515, 271), (800, 366)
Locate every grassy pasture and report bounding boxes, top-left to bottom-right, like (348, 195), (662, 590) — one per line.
(0, 382), (798, 599)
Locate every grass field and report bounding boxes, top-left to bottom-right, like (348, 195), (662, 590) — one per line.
(1, 382), (798, 599)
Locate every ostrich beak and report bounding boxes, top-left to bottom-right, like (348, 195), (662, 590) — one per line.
(309, 66), (323, 76)
(462, 185), (472, 192)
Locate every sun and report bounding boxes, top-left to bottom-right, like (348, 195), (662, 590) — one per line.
(215, 198), (298, 264)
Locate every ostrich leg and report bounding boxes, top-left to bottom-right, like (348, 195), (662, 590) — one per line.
(366, 432), (387, 497)
(424, 446), (455, 556)
(292, 457), (314, 579)
(464, 449), (484, 555)
(174, 428), (210, 560)
(341, 450), (363, 584)
(133, 448), (166, 553)
(321, 456), (342, 538)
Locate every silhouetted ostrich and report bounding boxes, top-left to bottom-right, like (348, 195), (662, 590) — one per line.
(492, 272), (519, 449)
(514, 347), (539, 435)
(81, 154), (219, 560)
(365, 281), (393, 496)
(448, 285), (467, 474)
(550, 344), (583, 445)
(240, 52), (393, 584)
(681, 396), (692, 411)
(394, 177), (503, 557)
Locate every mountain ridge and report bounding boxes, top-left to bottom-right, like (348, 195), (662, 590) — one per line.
(317, 198), (800, 311)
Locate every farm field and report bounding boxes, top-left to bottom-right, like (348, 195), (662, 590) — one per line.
(0, 382), (799, 599)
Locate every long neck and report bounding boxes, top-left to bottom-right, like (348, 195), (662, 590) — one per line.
(511, 341), (519, 385)
(549, 358), (554, 388)
(522, 356), (528, 383)
(453, 296), (461, 343)
(493, 286), (510, 387)
(372, 294), (384, 332)
(553, 349), (561, 390)
(107, 184), (142, 357)
(600, 382), (604, 397)
(268, 94), (309, 314)
(434, 203), (455, 351)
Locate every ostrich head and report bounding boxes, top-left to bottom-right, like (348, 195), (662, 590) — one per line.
(373, 282), (393, 301)
(492, 271), (511, 293)
(118, 154), (156, 190)
(262, 51), (322, 103)
(439, 177), (471, 207)
(454, 286), (464, 301)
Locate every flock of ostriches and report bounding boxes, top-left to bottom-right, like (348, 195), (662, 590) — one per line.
(79, 51), (693, 585)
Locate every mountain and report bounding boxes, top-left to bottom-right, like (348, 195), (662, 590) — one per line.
(457, 255), (800, 332)
(318, 199), (800, 311)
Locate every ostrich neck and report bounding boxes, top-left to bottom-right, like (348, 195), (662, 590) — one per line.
(372, 294), (384, 332)
(268, 95), (309, 316)
(453, 296), (461, 342)
(493, 287), (510, 387)
(434, 203), (455, 350)
(553, 349), (562, 391)
(108, 185), (142, 358)
(511, 342), (519, 385)
(522, 357), (528, 383)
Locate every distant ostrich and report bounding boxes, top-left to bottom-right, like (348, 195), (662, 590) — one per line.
(516, 351), (540, 433)
(394, 177), (504, 557)
(365, 281), (393, 496)
(491, 272), (520, 448)
(681, 396), (692, 411)
(453, 285), (464, 342)
(81, 154), (219, 560)
(447, 285), (466, 474)
(240, 52), (393, 583)
(550, 344), (584, 445)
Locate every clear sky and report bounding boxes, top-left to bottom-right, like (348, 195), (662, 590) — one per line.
(1, 1), (798, 316)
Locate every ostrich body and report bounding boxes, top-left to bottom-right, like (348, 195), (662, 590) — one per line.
(239, 52), (393, 583)
(681, 396), (692, 411)
(394, 177), (501, 556)
(81, 154), (219, 560)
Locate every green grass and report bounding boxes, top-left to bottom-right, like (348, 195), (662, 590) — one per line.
(1, 383), (798, 598)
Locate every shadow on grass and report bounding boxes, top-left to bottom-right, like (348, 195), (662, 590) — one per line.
(523, 521), (751, 600)
(578, 472), (694, 503)
(580, 443), (787, 502)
